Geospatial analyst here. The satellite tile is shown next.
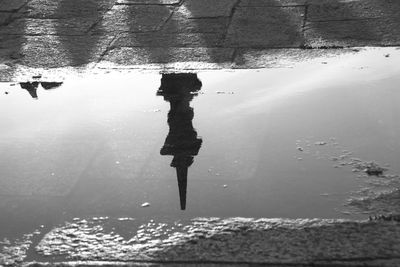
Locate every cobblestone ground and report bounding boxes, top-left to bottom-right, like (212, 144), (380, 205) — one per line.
(0, 0), (400, 75)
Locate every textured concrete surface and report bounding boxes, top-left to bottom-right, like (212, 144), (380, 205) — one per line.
(0, 0), (400, 79)
(8, 217), (400, 267)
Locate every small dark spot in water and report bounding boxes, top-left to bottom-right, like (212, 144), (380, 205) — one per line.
(5, 91), (9, 94)
(384, 54), (390, 58)
(32, 75), (42, 79)
(365, 167), (385, 176)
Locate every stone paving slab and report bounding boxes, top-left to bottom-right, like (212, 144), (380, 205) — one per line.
(239, 0), (307, 7)
(180, 0), (237, 18)
(113, 32), (224, 47)
(95, 5), (173, 33)
(102, 47), (234, 65)
(117, 0), (181, 5)
(0, 0), (28, 12)
(225, 6), (305, 48)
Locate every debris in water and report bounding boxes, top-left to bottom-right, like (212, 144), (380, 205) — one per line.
(223, 185), (228, 188)
(297, 147), (304, 152)
(347, 160), (386, 176)
(364, 163), (386, 176)
(315, 141), (327, 146)
(4, 91), (8, 94)
(384, 54), (390, 58)
(32, 75), (42, 79)
(141, 202), (150, 207)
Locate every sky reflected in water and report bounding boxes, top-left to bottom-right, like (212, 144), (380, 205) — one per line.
(1, 48), (400, 240)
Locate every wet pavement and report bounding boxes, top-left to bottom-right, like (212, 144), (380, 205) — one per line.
(1, 0), (400, 80)
(1, 48), (400, 266)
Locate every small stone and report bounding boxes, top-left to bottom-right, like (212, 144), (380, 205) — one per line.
(297, 147), (304, 151)
(141, 202), (150, 207)
(223, 184), (228, 188)
(5, 91), (9, 94)
(385, 54), (390, 58)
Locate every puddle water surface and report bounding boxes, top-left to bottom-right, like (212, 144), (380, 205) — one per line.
(1, 48), (400, 263)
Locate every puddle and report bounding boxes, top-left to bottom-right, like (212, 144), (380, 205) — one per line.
(1, 47), (400, 264)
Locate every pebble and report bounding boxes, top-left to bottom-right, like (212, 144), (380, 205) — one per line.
(141, 202), (150, 207)
(223, 185), (228, 188)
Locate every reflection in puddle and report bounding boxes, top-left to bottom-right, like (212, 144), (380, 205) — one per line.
(1, 47), (400, 264)
(19, 82), (63, 99)
(158, 73), (203, 210)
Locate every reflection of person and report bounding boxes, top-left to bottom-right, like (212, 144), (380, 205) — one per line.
(157, 73), (202, 210)
(20, 82), (63, 99)
(20, 82), (39, 99)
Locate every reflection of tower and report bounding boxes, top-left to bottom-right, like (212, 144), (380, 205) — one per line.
(157, 73), (202, 210)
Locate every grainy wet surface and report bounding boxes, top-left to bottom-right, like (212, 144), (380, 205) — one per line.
(1, 47), (400, 265)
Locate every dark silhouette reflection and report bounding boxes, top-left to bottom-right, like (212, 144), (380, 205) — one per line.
(41, 82), (63, 90)
(19, 82), (63, 99)
(157, 73), (202, 210)
(20, 82), (39, 99)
